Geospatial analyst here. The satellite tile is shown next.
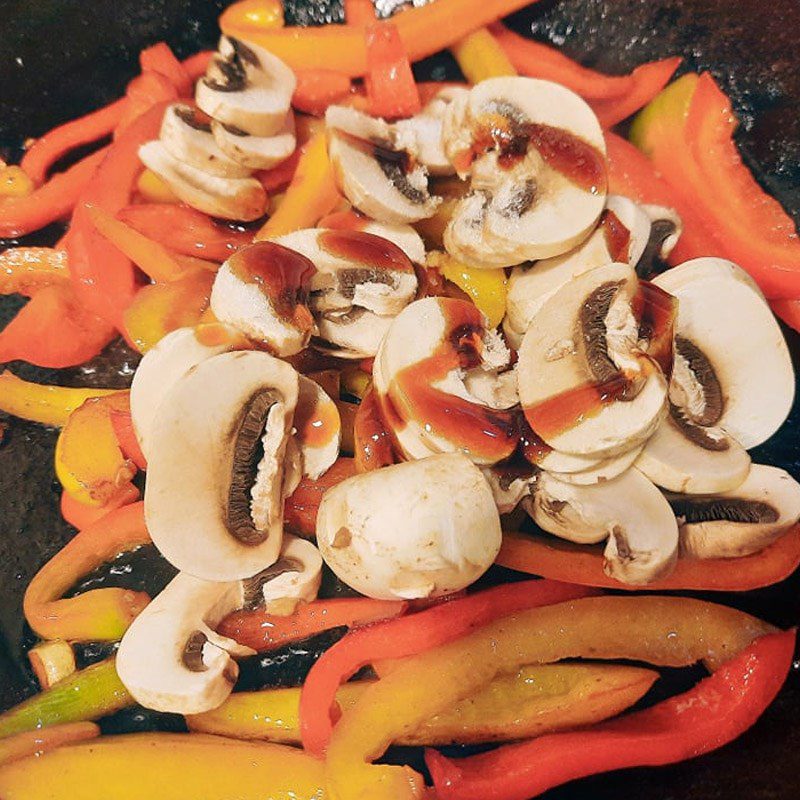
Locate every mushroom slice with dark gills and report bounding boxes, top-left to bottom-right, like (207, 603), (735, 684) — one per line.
(518, 262), (668, 459)
(670, 464), (800, 559)
(372, 296), (519, 466)
(210, 241), (316, 357)
(442, 77), (607, 268)
(325, 105), (441, 224)
(654, 257), (794, 448)
(145, 350), (299, 581)
(633, 204), (683, 280)
(116, 572), (255, 715)
(211, 113), (297, 171)
(526, 468), (679, 585)
(195, 36), (296, 138)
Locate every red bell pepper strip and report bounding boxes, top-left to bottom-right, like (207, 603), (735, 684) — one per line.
(299, 579), (598, 756)
(60, 483), (140, 531)
(255, 148), (301, 193)
(770, 298), (800, 333)
(364, 22), (421, 119)
(181, 50), (213, 82)
(20, 101), (126, 187)
(292, 70), (353, 116)
(218, 597), (407, 652)
(66, 102), (170, 329)
(283, 457), (356, 536)
(139, 42), (192, 97)
(427, 629), (795, 800)
(108, 408), (147, 470)
(115, 72), (178, 137)
(0, 147), (107, 238)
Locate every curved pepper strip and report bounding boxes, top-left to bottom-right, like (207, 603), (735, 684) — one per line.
(0, 733), (326, 800)
(284, 457), (357, 536)
(23, 502), (151, 642)
(364, 22), (421, 118)
(353, 390), (396, 473)
(114, 72), (179, 137)
(322, 595), (774, 800)
(60, 484), (140, 531)
(451, 27), (516, 84)
(293, 70), (353, 116)
(770, 298), (800, 333)
(0, 248), (68, 297)
(496, 527), (800, 592)
(0, 723), (99, 767)
(221, 0), (538, 76)
(300, 579), (598, 756)
(427, 629), (795, 800)
(139, 42), (192, 97)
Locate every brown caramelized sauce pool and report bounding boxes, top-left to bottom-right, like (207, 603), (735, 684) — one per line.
(318, 230), (414, 273)
(600, 209), (631, 261)
(353, 388), (397, 472)
(228, 242), (316, 331)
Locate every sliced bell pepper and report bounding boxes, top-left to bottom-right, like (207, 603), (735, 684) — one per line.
(218, 596), (407, 652)
(0, 283), (115, 368)
(108, 407), (147, 470)
(0, 247), (68, 297)
(0, 733), (326, 800)
(55, 392), (137, 507)
(364, 22), (421, 119)
(284, 456), (357, 536)
(300, 579), (598, 756)
(0, 166), (34, 198)
(0, 723), (99, 767)
(0, 372), (116, 427)
(323, 595), (774, 800)
(353, 388), (395, 472)
(20, 100), (126, 186)
(190, 662), (655, 746)
(139, 42), (192, 97)
(135, 167), (180, 203)
(219, 0), (285, 31)
(496, 527), (800, 592)
(451, 28), (516, 85)
(23, 502), (151, 642)
(0, 147), (107, 238)
(255, 147), (301, 193)
(60, 483), (140, 531)
(427, 629), (795, 800)
(293, 69), (353, 116)
(344, 0), (377, 26)
(255, 131), (341, 240)
(0, 658), (132, 739)
(114, 71), (179, 136)
(770, 298), (800, 333)
(221, 0), (538, 76)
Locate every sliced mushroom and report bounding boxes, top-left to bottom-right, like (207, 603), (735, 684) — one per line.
(548, 443), (644, 486)
(211, 113), (296, 171)
(373, 296), (519, 465)
(517, 262), (667, 458)
(319, 215), (426, 265)
(317, 454), (502, 599)
(526, 468), (679, 584)
(195, 36), (296, 137)
(504, 195), (652, 347)
(139, 140), (267, 221)
(242, 535), (323, 616)
(294, 375), (341, 480)
(326, 105), (440, 224)
(634, 204), (683, 279)
(145, 350), (299, 581)
(442, 78), (607, 268)
(482, 465), (537, 514)
(130, 323), (247, 461)
(116, 572), (255, 714)
(653, 258), (794, 448)
(210, 241), (316, 357)
(672, 464), (800, 558)
(160, 103), (251, 178)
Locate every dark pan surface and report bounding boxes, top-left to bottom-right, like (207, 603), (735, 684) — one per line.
(0, 1), (798, 798)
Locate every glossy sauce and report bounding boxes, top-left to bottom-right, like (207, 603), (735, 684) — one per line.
(318, 209), (368, 231)
(353, 388), (397, 472)
(318, 229), (414, 273)
(193, 322), (248, 349)
(634, 281), (677, 377)
(294, 395), (340, 449)
(600, 209), (631, 261)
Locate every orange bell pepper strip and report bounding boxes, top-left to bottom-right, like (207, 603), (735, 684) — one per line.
(117, 203), (252, 261)
(284, 456), (357, 536)
(221, 0), (539, 76)
(293, 70), (353, 116)
(60, 483), (140, 531)
(139, 42), (192, 97)
(344, 0), (377, 26)
(0, 733), (326, 800)
(0, 147), (107, 238)
(496, 526), (800, 592)
(450, 28), (516, 84)
(20, 101), (126, 187)
(300, 579), (598, 756)
(323, 595), (774, 800)
(0, 723), (99, 767)
(255, 131), (341, 240)
(428, 629), (795, 800)
(364, 22), (421, 119)
(353, 389), (396, 472)
(23, 502), (151, 642)
(0, 247), (68, 297)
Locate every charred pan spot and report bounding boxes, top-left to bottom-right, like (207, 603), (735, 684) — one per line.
(241, 557), (304, 609)
(674, 336), (724, 425)
(635, 219), (677, 280)
(669, 496), (779, 524)
(499, 179), (537, 218)
(183, 631), (208, 672)
(174, 105), (212, 133)
(668, 402), (729, 451)
(376, 156), (427, 204)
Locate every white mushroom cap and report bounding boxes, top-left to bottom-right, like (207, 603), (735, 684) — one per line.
(653, 257), (794, 448)
(139, 140), (267, 221)
(195, 36), (296, 138)
(527, 468), (679, 585)
(517, 262), (667, 457)
(145, 350), (299, 581)
(210, 241), (316, 357)
(211, 113), (297, 171)
(640, 204), (683, 263)
(116, 572), (255, 715)
(326, 105), (440, 224)
(130, 324), (247, 462)
(317, 454), (502, 599)
(294, 375), (341, 480)
(674, 464), (800, 559)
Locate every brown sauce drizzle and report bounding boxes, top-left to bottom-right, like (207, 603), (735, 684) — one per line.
(635, 281), (677, 377)
(353, 388), (397, 472)
(318, 230), (414, 274)
(600, 209), (631, 262)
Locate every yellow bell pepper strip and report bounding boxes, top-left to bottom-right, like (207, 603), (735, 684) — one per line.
(450, 28), (516, 84)
(0, 658), (132, 739)
(0, 723), (100, 767)
(255, 132), (342, 240)
(135, 168), (179, 203)
(0, 166), (34, 198)
(221, 0), (539, 77)
(23, 502), (151, 642)
(189, 662), (655, 746)
(0, 733), (326, 800)
(323, 595), (773, 800)
(0, 372), (116, 427)
(55, 392), (137, 507)
(0, 247), (68, 297)
(28, 640), (77, 690)
(60, 484), (141, 532)
(221, 0), (285, 30)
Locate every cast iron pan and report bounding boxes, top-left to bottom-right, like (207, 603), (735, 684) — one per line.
(1, 1), (799, 797)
